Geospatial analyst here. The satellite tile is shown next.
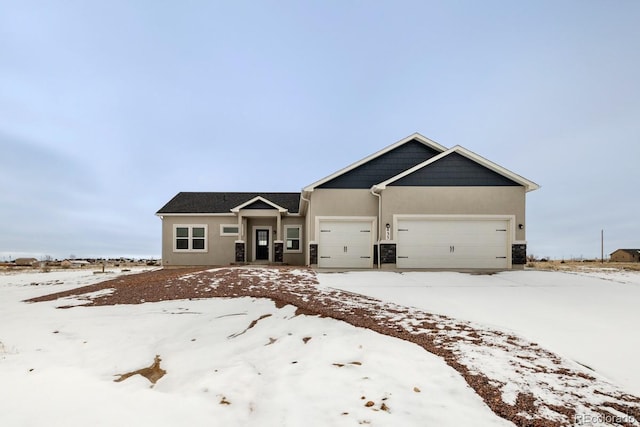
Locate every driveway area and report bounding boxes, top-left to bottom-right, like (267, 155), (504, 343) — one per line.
(317, 268), (640, 396)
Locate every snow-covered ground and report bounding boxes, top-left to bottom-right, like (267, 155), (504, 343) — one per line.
(0, 268), (510, 427)
(2, 267), (639, 426)
(317, 268), (640, 396)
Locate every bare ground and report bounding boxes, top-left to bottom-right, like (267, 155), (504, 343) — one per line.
(27, 267), (640, 427)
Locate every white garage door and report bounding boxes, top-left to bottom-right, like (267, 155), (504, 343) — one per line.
(396, 218), (510, 269)
(318, 220), (373, 268)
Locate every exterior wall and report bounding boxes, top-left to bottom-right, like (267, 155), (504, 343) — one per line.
(162, 186), (527, 268)
(161, 215), (237, 267)
(161, 214), (306, 267)
(282, 216), (305, 265)
(380, 186), (527, 242)
(610, 251), (640, 262)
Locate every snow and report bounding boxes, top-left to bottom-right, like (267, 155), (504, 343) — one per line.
(0, 269), (511, 427)
(3, 266), (639, 426)
(317, 268), (640, 396)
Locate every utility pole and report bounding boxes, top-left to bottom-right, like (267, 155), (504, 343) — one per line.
(601, 229), (604, 264)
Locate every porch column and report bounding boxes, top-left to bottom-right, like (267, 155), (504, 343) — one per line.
(274, 212), (283, 263)
(237, 213), (243, 239)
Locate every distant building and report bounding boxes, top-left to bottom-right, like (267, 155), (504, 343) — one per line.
(610, 249), (640, 263)
(14, 257), (38, 266)
(61, 259), (91, 268)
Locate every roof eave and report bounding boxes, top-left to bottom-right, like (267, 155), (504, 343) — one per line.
(230, 195), (289, 213)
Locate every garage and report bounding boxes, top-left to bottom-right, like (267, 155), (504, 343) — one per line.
(318, 219), (374, 268)
(396, 217), (511, 269)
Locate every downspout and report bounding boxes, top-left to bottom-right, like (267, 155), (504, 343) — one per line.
(300, 191), (312, 266)
(370, 186), (381, 269)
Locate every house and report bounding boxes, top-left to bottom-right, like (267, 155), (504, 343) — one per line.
(61, 259), (91, 268)
(14, 257), (38, 267)
(610, 249), (640, 263)
(156, 133), (539, 270)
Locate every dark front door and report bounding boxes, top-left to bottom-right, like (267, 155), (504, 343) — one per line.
(255, 229), (269, 260)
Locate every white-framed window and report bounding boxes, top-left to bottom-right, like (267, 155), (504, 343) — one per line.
(220, 224), (240, 236)
(174, 225), (207, 252)
(284, 225), (302, 253)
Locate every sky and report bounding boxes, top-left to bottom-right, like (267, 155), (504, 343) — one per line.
(1, 0), (638, 260)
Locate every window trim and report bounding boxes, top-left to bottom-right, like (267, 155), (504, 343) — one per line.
(220, 224), (240, 236)
(173, 224), (208, 252)
(284, 225), (302, 253)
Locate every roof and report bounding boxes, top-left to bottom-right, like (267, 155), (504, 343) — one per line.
(303, 133), (447, 192)
(610, 249), (640, 255)
(373, 145), (540, 192)
(156, 192), (301, 214)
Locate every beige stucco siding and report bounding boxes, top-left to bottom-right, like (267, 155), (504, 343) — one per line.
(380, 186), (527, 241)
(161, 214), (307, 267)
(306, 189), (378, 242)
(282, 216), (305, 265)
(161, 215), (238, 266)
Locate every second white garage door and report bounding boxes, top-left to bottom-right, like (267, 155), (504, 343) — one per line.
(318, 220), (373, 268)
(396, 218), (510, 269)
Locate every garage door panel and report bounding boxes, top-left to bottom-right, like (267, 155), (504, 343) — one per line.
(318, 220), (373, 268)
(397, 219), (509, 269)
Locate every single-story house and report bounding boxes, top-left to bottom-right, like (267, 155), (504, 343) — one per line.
(610, 249), (640, 263)
(61, 259), (91, 268)
(14, 257), (38, 267)
(157, 133), (539, 269)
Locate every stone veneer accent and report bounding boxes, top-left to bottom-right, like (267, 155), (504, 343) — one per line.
(380, 243), (397, 264)
(309, 243), (318, 265)
(512, 243), (527, 265)
(274, 242), (284, 263)
(235, 241), (245, 263)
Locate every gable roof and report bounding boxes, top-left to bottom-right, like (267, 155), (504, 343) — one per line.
(373, 145), (540, 192)
(303, 133), (447, 192)
(230, 196), (288, 213)
(156, 192), (301, 215)
(610, 249), (640, 255)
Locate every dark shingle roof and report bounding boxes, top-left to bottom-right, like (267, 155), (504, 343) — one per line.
(611, 249), (640, 255)
(156, 192), (301, 214)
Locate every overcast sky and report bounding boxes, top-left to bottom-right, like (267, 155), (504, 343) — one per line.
(1, 1), (638, 260)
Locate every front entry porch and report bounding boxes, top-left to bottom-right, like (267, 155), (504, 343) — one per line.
(232, 202), (286, 264)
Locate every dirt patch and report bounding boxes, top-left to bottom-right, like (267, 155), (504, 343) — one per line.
(228, 314), (272, 339)
(26, 268), (207, 306)
(114, 355), (166, 386)
(29, 266), (640, 427)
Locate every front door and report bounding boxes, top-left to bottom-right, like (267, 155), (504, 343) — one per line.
(255, 229), (269, 261)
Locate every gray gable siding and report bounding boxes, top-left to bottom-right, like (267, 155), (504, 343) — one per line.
(390, 152), (522, 187)
(157, 192), (300, 214)
(318, 139), (441, 189)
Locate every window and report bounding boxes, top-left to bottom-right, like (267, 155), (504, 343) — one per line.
(284, 225), (302, 253)
(220, 224), (240, 236)
(174, 225), (207, 252)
